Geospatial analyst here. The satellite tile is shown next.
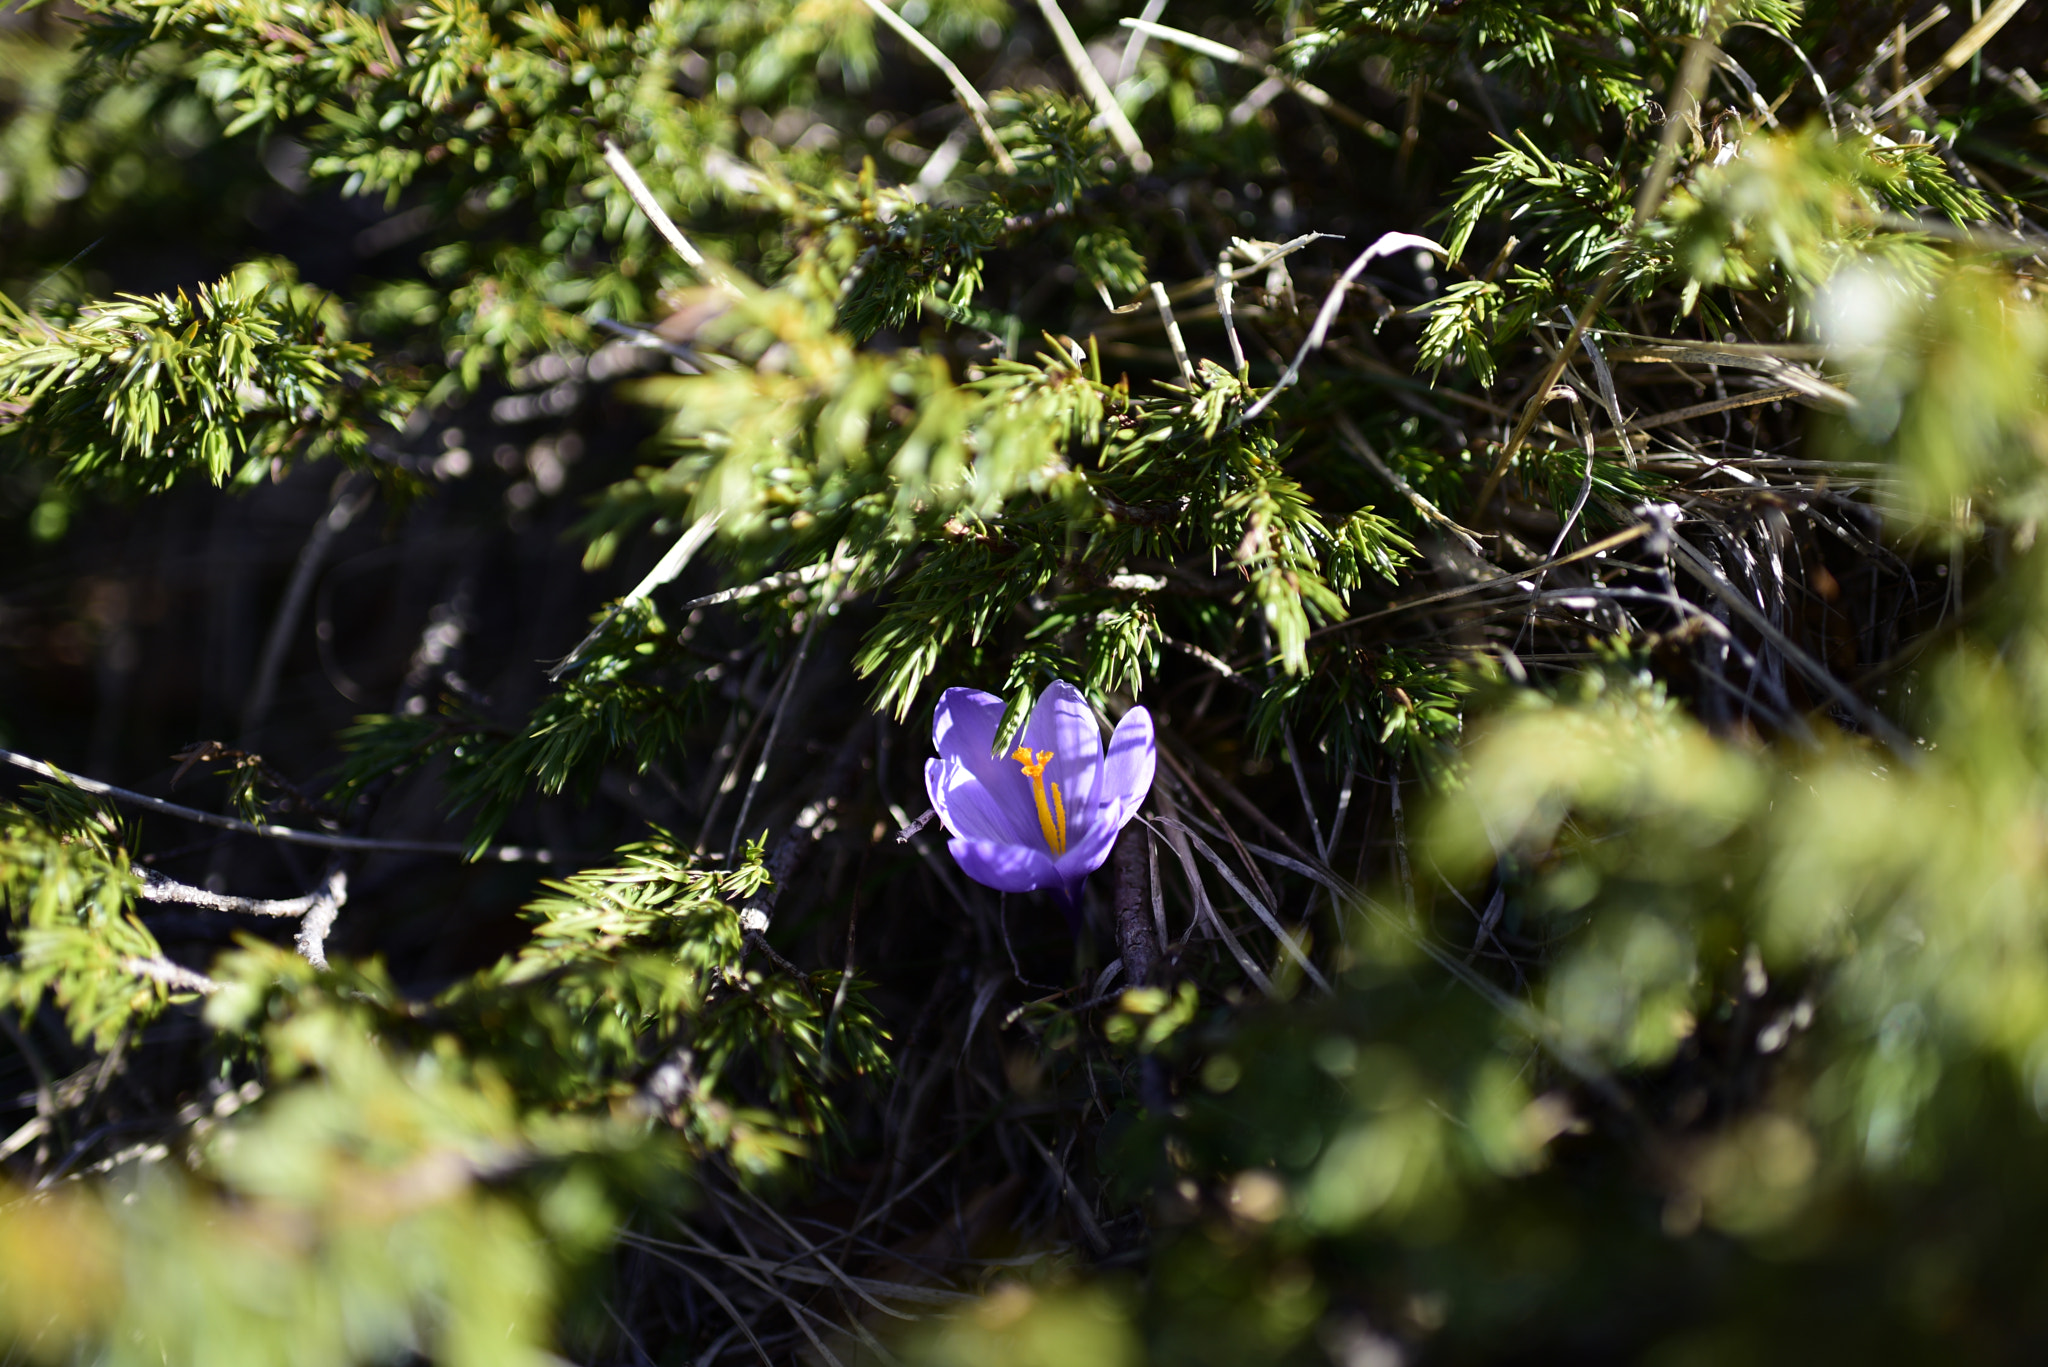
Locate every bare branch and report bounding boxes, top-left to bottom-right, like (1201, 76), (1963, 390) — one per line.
(120, 956), (221, 996)
(1111, 823), (1158, 988)
(135, 866), (342, 919)
(136, 859), (349, 969)
(294, 872), (346, 970)
(1, 749), (562, 862)
(894, 806), (937, 842)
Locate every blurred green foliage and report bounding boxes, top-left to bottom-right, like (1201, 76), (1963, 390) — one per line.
(4, 0), (2048, 1360)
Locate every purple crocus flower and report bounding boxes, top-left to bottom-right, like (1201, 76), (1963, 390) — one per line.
(925, 681), (1156, 927)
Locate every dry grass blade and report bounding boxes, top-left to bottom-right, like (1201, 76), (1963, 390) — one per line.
(1215, 248), (1247, 373)
(1151, 282), (1196, 385)
(1605, 343), (1853, 410)
(1156, 816), (1333, 992)
(1474, 3), (1735, 517)
(1308, 523), (1652, 638)
(1874, 0), (2030, 114)
(1034, 0), (1150, 171)
(617, 1235), (776, 1367)
(1013, 1121), (1109, 1254)
(659, 1221), (853, 1367)
(599, 141), (740, 295)
(1138, 811), (1278, 997)
(859, 0), (1016, 173)
(1630, 384), (1806, 431)
(726, 568), (838, 862)
(1155, 746), (1282, 909)
(550, 512), (720, 681)
(1667, 534), (1916, 755)
(720, 1181), (926, 1322)
(1233, 232), (1447, 429)
(1334, 411), (1488, 557)
(1117, 18), (1394, 142)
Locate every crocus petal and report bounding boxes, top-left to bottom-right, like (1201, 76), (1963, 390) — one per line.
(1018, 680), (1105, 820)
(1053, 813), (1122, 886)
(928, 679), (1156, 921)
(926, 757), (1014, 844)
(947, 837), (1063, 894)
(931, 688), (1042, 845)
(1097, 705), (1157, 827)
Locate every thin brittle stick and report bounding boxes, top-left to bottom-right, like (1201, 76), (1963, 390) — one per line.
(725, 565), (835, 862)
(120, 956), (221, 996)
(683, 549), (855, 610)
(137, 867), (346, 922)
(1470, 0), (1734, 520)
(1215, 248), (1247, 373)
(549, 512), (720, 681)
(0, 749), (562, 862)
(1150, 281), (1196, 384)
(241, 471), (374, 746)
(1333, 412), (1488, 557)
(1094, 232), (1330, 316)
(860, 0), (1016, 173)
(1119, 19), (1395, 143)
(1233, 232), (1446, 429)
(600, 140), (741, 295)
(1874, 0), (2029, 115)
(1035, 0), (1151, 171)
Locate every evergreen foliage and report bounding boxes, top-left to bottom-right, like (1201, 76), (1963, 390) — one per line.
(3, 0), (2048, 1361)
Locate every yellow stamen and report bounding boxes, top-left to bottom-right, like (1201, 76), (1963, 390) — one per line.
(1012, 746), (1067, 855)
